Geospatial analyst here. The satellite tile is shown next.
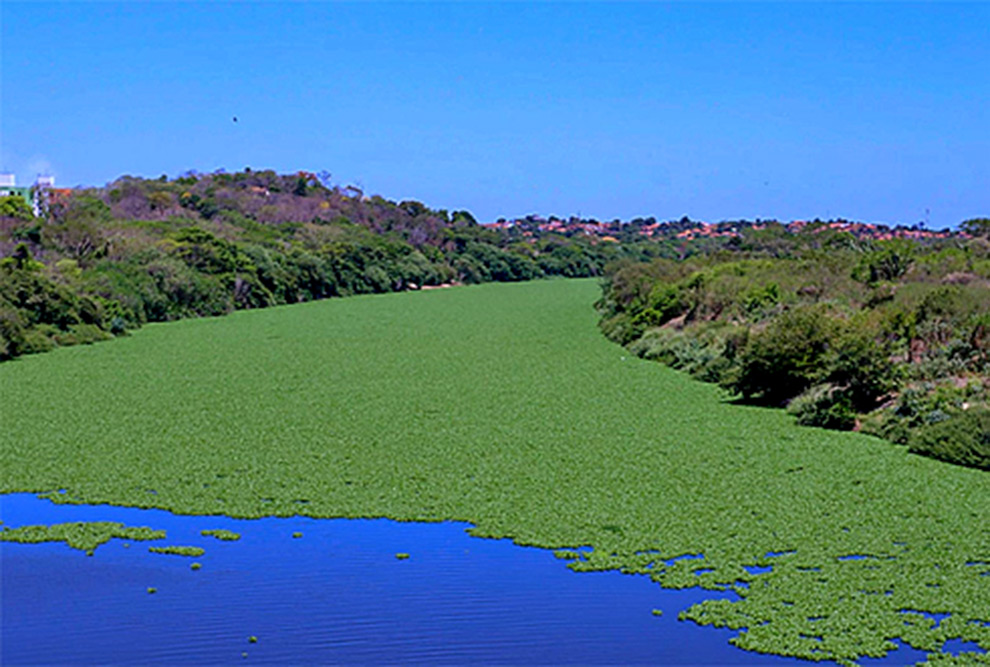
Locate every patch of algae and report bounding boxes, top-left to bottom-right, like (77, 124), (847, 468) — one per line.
(149, 545), (205, 557)
(0, 522), (165, 555)
(201, 528), (240, 541)
(919, 652), (990, 666)
(1, 280), (988, 665)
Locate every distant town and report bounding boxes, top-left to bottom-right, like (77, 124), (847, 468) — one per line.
(485, 214), (961, 243)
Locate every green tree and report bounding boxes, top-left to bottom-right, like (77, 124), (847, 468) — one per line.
(724, 306), (838, 404)
(851, 245), (914, 285)
(961, 218), (990, 238)
(0, 195), (34, 222)
(47, 195), (111, 262)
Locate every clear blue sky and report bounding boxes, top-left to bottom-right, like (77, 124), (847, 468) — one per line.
(2, 2), (987, 227)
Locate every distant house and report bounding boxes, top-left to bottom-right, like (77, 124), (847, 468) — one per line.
(0, 174), (56, 216)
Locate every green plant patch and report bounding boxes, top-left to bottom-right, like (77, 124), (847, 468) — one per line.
(1, 280), (989, 665)
(0, 522), (165, 555)
(201, 528), (241, 541)
(149, 545), (206, 557)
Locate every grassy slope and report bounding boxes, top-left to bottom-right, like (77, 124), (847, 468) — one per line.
(2, 279), (988, 664)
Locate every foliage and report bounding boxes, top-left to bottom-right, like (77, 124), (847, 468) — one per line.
(725, 306), (837, 404)
(961, 218), (990, 239)
(786, 384), (856, 430)
(0, 247), (109, 360)
(851, 245), (914, 285)
(599, 239), (990, 470)
(909, 408), (990, 470)
(0, 169), (661, 362)
(1, 280), (988, 665)
(0, 195), (34, 222)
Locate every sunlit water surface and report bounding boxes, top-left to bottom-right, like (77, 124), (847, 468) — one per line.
(1, 494), (928, 665)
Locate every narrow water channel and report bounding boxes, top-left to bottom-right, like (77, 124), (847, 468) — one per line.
(1, 494), (926, 665)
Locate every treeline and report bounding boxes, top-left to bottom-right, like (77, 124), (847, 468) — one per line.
(597, 221), (990, 471)
(0, 169), (664, 361)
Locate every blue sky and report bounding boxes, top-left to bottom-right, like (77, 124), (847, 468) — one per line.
(2, 2), (987, 227)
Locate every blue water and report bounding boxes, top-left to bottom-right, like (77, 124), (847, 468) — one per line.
(1, 494), (929, 665)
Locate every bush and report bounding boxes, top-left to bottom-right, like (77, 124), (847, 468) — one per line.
(787, 384), (857, 430)
(724, 306), (838, 404)
(0, 306), (26, 360)
(852, 246), (913, 285)
(54, 324), (112, 346)
(909, 408), (990, 470)
(644, 284), (688, 325)
(629, 328), (717, 373)
(860, 411), (913, 445)
(20, 328), (55, 355)
(826, 330), (896, 411)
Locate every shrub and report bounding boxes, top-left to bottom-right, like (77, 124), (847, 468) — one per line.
(54, 324), (111, 346)
(787, 384), (857, 430)
(909, 408), (990, 470)
(724, 306), (837, 404)
(743, 282), (780, 314)
(852, 246), (913, 285)
(629, 328), (717, 374)
(826, 330), (896, 411)
(20, 328), (55, 355)
(645, 284), (688, 325)
(0, 306), (26, 360)
(860, 410), (913, 445)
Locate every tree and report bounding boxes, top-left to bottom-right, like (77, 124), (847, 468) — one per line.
(851, 245), (913, 285)
(961, 218), (990, 238)
(46, 195), (111, 262)
(724, 306), (838, 404)
(0, 195), (34, 222)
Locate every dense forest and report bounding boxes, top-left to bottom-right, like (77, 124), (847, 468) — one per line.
(0, 169), (668, 362)
(597, 218), (990, 470)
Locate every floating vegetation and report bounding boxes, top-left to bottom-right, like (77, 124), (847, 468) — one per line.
(395, 553), (410, 560)
(149, 545), (206, 557)
(191, 562), (202, 570)
(0, 522), (165, 555)
(652, 609), (664, 617)
(248, 636), (258, 644)
(201, 529), (241, 541)
(1, 280), (989, 664)
(147, 587), (157, 594)
(291, 532), (303, 539)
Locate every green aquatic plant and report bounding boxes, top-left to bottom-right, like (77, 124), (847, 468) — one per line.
(1, 281), (989, 664)
(0, 522), (165, 555)
(248, 636), (258, 644)
(292, 532), (303, 539)
(149, 545), (205, 557)
(201, 528), (241, 541)
(147, 587), (157, 594)
(190, 562), (202, 570)
(395, 553), (410, 560)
